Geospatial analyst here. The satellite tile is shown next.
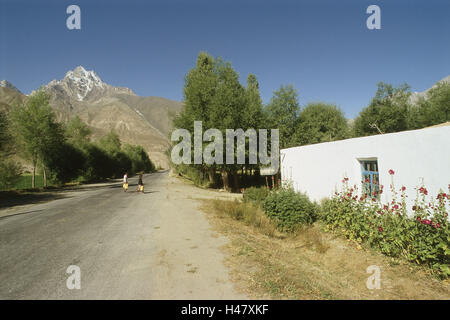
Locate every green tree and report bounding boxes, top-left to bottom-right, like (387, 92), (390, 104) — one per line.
(408, 81), (450, 129)
(353, 82), (411, 136)
(173, 52), (269, 191)
(209, 58), (247, 191)
(174, 52), (220, 185)
(98, 130), (121, 155)
(244, 74), (265, 130)
(291, 102), (349, 146)
(123, 144), (155, 174)
(10, 90), (65, 188)
(0, 110), (10, 153)
(66, 116), (92, 147)
(0, 110), (21, 189)
(265, 85), (300, 148)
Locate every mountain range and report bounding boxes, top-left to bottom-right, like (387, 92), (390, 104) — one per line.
(0, 66), (184, 168)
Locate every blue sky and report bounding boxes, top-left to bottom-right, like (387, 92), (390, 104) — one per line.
(1, 0), (449, 118)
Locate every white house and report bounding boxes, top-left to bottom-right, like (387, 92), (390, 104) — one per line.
(280, 124), (450, 214)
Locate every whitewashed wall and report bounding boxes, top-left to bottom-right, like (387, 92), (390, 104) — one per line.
(281, 125), (450, 214)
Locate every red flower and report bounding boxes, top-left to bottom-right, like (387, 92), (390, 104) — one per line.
(378, 226), (383, 232)
(401, 186), (406, 191)
(393, 204), (399, 210)
(436, 223), (441, 228)
(437, 193), (447, 200)
(416, 216), (421, 222)
(389, 169), (395, 175)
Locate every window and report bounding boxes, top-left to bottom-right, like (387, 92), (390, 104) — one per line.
(359, 159), (379, 197)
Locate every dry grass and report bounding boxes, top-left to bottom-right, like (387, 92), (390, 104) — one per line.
(200, 199), (450, 300)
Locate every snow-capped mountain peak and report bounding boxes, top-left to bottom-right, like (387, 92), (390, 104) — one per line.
(45, 66), (135, 102)
(63, 66), (105, 101)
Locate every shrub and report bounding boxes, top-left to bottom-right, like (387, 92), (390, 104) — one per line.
(243, 186), (269, 206)
(45, 142), (86, 184)
(320, 172), (450, 278)
(262, 188), (316, 232)
(0, 159), (22, 189)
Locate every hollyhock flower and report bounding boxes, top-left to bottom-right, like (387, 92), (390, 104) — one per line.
(378, 226), (383, 232)
(389, 169), (395, 175)
(436, 223), (441, 228)
(401, 186), (406, 191)
(393, 204), (399, 210)
(416, 216), (421, 222)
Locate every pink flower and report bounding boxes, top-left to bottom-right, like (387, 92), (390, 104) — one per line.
(389, 169), (395, 175)
(401, 186), (406, 191)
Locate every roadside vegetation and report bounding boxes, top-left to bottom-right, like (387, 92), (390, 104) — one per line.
(200, 180), (449, 299)
(0, 91), (155, 191)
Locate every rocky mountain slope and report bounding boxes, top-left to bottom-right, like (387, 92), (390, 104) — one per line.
(409, 75), (450, 105)
(1, 66), (183, 168)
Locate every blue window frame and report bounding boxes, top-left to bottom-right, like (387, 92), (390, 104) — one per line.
(360, 160), (380, 197)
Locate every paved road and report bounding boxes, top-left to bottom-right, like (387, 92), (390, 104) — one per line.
(0, 171), (246, 299)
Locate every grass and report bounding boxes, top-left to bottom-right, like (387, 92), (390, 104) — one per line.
(200, 199), (450, 300)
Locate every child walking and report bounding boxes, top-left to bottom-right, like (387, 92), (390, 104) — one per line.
(137, 174), (144, 193)
(123, 172), (128, 192)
